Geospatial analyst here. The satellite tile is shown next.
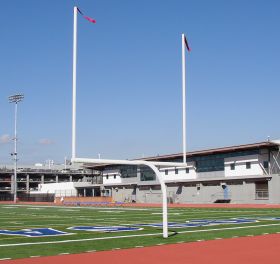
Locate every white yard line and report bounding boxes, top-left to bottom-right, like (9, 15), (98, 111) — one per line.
(0, 205), (154, 211)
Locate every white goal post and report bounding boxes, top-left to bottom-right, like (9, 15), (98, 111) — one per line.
(70, 6), (189, 238)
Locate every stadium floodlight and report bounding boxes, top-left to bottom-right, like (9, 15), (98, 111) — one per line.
(9, 93), (24, 203)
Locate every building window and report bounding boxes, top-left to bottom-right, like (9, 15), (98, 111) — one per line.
(246, 162), (251, 169)
(114, 174), (116, 179)
(263, 161), (269, 169)
(175, 168), (178, 174)
(185, 168), (189, 173)
(106, 175), (109, 180)
(230, 163), (235, 170)
(255, 181), (269, 200)
(165, 170), (168, 175)
(140, 166), (156, 181)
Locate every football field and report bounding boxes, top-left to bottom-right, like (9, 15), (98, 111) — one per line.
(1, 204), (280, 260)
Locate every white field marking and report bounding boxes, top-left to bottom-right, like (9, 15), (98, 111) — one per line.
(94, 210), (279, 218)
(196, 240), (204, 242)
(62, 212), (280, 222)
(0, 209), (278, 222)
(180, 214), (280, 222)
(177, 241), (185, 243)
(98, 211), (125, 213)
(152, 213), (181, 215)
(135, 246), (144, 248)
(113, 248), (121, 250)
(181, 212), (280, 218)
(0, 222), (279, 248)
(0, 258), (11, 261)
(22, 213), (267, 226)
(74, 218), (100, 221)
(2, 206), (279, 217)
(58, 253), (70, 255)
(30, 256), (41, 258)
(1, 214), (280, 230)
(0, 222), (114, 230)
(277, 232), (280, 234)
(1, 209), (279, 226)
(215, 238), (222, 240)
(0, 216), (66, 220)
(0, 219), (137, 229)
(247, 235), (254, 237)
(27, 208), (45, 210)
(4, 204), (152, 211)
(96, 218), (118, 220)
(86, 250), (96, 253)
(262, 233), (269, 235)
(150, 210), (280, 216)
(1, 215), (278, 230)
(232, 236), (239, 238)
(59, 209), (80, 212)
(156, 243), (165, 246)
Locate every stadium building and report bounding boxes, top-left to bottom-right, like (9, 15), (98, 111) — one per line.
(88, 140), (280, 204)
(1, 140), (280, 204)
(0, 164), (101, 201)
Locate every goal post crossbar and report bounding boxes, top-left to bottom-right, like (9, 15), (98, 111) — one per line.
(72, 158), (189, 168)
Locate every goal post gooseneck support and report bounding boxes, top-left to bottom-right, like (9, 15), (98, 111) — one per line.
(72, 157), (174, 238)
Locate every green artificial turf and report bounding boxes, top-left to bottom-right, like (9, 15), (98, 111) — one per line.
(0, 204), (280, 260)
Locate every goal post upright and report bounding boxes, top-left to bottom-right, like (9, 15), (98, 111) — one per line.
(72, 6), (78, 160)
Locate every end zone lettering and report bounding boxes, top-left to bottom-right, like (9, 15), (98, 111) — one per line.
(0, 228), (71, 237)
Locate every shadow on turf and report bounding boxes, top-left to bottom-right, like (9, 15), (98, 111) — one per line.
(155, 229), (178, 237)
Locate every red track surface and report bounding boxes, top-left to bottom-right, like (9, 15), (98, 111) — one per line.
(3, 234), (280, 264)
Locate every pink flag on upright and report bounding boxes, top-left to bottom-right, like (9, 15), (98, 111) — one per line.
(77, 7), (96, 24)
(184, 36), (191, 52)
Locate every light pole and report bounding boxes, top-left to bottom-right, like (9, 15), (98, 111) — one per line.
(9, 94), (24, 203)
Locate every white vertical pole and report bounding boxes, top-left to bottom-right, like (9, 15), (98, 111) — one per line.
(145, 163), (168, 238)
(182, 33), (187, 164)
(72, 6), (78, 160)
(14, 103), (18, 203)
(161, 181), (168, 238)
(64, 156), (67, 170)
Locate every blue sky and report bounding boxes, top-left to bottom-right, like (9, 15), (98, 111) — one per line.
(0, 0), (280, 164)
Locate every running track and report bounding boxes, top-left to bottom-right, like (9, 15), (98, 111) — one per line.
(3, 233), (280, 264)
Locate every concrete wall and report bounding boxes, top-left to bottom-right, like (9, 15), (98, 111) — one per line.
(111, 186), (135, 202)
(108, 178), (277, 204)
(268, 175), (280, 203)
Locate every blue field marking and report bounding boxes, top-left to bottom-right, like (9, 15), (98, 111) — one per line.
(0, 228), (71, 237)
(189, 218), (257, 225)
(135, 218), (258, 228)
(63, 201), (124, 206)
(68, 226), (143, 232)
